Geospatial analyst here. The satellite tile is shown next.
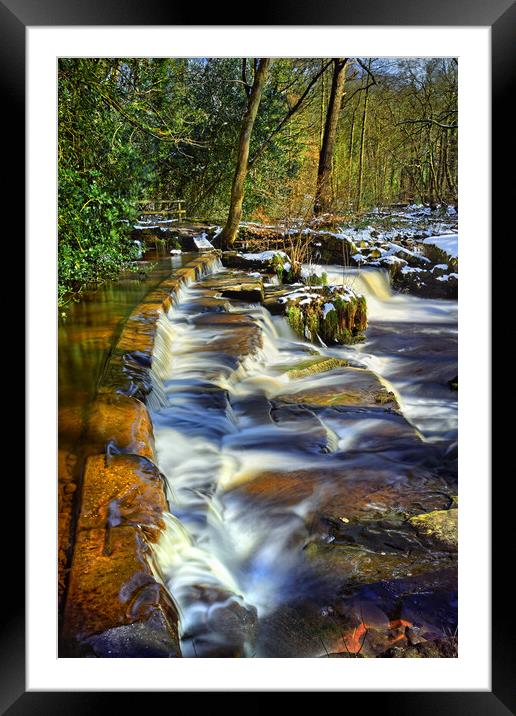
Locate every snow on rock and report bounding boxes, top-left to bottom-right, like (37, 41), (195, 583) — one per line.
(322, 302), (335, 318)
(241, 250), (289, 263)
(436, 273), (459, 282)
(381, 255), (407, 266)
(422, 234), (458, 259)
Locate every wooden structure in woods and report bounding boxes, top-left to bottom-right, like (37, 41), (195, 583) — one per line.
(136, 199), (186, 221)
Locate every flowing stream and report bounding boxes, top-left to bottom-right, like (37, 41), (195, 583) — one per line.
(150, 265), (458, 657)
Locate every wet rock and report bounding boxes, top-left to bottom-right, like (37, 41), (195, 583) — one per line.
(58, 448), (80, 602)
(393, 266), (458, 299)
(83, 609), (182, 658)
(222, 250), (281, 274)
(199, 271), (264, 303)
(99, 349), (155, 402)
(180, 588), (258, 657)
(276, 367), (399, 410)
(304, 539), (452, 590)
(224, 402), (337, 455)
(448, 375), (458, 391)
(187, 296), (231, 313)
(381, 636), (457, 658)
(409, 508), (458, 550)
(221, 283), (263, 304)
(231, 464), (453, 522)
(284, 286), (367, 345)
(277, 356), (350, 379)
(86, 394), (155, 459)
(187, 308), (264, 369)
(62, 526), (180, 656)
(257, 602), (344, 658)
(77, 454), (169, 539)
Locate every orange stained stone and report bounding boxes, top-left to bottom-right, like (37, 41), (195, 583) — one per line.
(77, 453), (168, 541)
(63, 525), (175, 643)
(86, 394), (156, 460)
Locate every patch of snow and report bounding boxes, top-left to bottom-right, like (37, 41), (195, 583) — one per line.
(241, 250), (289, 263)
(322, 302), (335, 318)
(170, 249), (182, 255)
(436, 273), (459, 282)
(387, 242), (430, 262)
(400, 265), (424, 274)
(422, 234), (458, 259)
(381, 255), (408, 266)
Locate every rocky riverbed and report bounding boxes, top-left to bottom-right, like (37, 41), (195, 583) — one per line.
(149, 258), (458, 658)
(62, 205), (458, 658)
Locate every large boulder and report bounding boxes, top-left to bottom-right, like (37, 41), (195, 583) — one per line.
(281, 285), (367, 345)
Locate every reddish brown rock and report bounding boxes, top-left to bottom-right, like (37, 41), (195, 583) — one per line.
(231, 467), (452, 522)
(63, 526), (180, 656)
(86, 394), (155, 460)
(62, 454), (178, 656)
(77, 454), (168, 538)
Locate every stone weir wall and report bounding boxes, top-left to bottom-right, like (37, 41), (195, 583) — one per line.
(61, 254), (219, 657)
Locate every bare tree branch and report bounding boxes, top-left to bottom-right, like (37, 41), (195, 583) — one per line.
(398, 118), (458, 130)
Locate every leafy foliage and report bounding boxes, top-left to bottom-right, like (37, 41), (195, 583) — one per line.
(58, 57), (457, 304)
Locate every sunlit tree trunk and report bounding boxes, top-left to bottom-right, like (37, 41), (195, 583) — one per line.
(219, 58), (270, 248)
(356, 65), (371, 212)
(314, 58), (348, 215)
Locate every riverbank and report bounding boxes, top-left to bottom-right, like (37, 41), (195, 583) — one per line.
(59, 253), (219, 656)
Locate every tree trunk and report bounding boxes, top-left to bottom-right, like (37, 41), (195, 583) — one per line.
(356, 66), (371, 212)
(314, 58), (348, 215)
(219, 58), (270, 248)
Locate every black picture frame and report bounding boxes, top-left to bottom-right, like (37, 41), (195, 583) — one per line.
(9, 0), (509, 710)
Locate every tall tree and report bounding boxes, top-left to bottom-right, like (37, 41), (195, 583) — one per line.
(356, 60), (372, 211)
(219, 58), (271, 248)
(313, 58), (348, 215)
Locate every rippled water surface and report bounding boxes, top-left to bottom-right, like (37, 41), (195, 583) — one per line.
(151, 266), (458, 657)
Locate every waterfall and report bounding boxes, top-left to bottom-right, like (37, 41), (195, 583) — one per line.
(147, 263), (458, 657)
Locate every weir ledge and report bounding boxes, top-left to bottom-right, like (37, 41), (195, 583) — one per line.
(61, 253), (219, 657)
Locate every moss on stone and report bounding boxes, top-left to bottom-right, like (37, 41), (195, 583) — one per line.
(286, 305), (304, 336)
(279, 356), (350, 379)
(409, 509), (458, 549)
(285, 288), (367, 346)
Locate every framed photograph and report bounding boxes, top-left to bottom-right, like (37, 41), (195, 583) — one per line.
(9, 0), (508, 708)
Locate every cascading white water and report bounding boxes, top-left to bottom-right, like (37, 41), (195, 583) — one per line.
(310, 265), (458, 444)
(149, 263), (458, 657)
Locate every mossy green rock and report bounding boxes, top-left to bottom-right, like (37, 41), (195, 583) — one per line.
(277, 356), (350, 379)
(285, 288), (367, 346)
(276, 367), (399, 410)
(409, 509), (458, 549)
